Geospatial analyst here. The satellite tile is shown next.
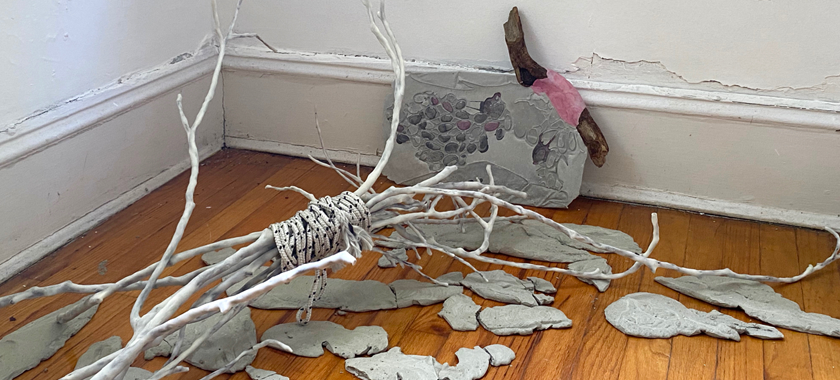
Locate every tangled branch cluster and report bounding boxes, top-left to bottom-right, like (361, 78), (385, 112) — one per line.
(0, 1), (838, 379)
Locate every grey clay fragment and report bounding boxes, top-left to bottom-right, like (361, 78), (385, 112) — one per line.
(378, 248), (409, 268)
(605, 293), (783, 341)
(478, 305), (572, 335)
(483, 344), (515, 366)
(437, 271), (465, 285)
(246, 366), (290, 380)
(228, 271), (397, 312)
(533, 293), (555, 306)
(527, 277), (556, 294)
(390, 279), (464, 308)
(0, 297), (99, 380)
(656, 276), (840, 337)
(568, 258), (612, 292)
(75, 336), (151, 380)
(261, 321), (388, 359)
(345, 344), (514, 380)
(392, 220), (639, 263)
(461, 270), (539, 306)
(201, 247), (236, 265)
(438, 294), (481, 331)
(144, 307), (257, 372)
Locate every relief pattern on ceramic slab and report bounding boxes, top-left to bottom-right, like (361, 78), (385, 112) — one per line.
(383, 71), (588, 208)
(261, 321), (388, 359)
(605, 292), (783, 341)
(656, 275), (840, 337)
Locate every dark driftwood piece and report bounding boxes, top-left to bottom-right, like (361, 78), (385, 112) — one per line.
(503, 7), (547, 87)
(503, 6), (609, 167)
(577, 109), (609, 167)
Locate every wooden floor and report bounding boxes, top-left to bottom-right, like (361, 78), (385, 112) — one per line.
(1, 149), (838, 380)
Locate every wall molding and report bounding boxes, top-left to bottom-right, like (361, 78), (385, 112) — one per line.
(0, 144), (220, 284)
(225, 136), (382, 167)
(0, 47), (217, 169)
(225, 46), (840, 133)
(582, 183), (840, 231)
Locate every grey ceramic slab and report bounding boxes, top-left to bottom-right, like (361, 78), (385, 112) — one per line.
(438, 294), (481, 331)
(261, 321), (387, 359)
(568, 258), (612, 292)
(656, 275), (840, 337)
(345, 344), (514, 380)
(605, 292), (783, 341)
(75, 336), (151, 380)
(390, 279), (464, 308)
(144, 307), (257, 372)
(201, 247), (236, 265)
(0, 298), (99, 380)
(478, 305), (572, 336)
(246, 366), (290, 380)
(382, 72), (588, 208)
(461, 270), (539, 306)
(227, 270), (397, 312)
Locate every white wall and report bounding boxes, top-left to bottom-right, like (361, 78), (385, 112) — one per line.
(225, 0), (840, 97)
(0, 1), (224, 281)
(0, 0), (211, 130)
(222, 0), (840, 229)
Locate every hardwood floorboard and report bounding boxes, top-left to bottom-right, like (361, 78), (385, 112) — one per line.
(0, 149), (836, 380)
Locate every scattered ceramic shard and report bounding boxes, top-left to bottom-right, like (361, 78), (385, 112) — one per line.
(437, 271), (465, 285)
(378, 248), (409, 268)
(478, 305), (572, 336)
(346, 347), (439, 380)
(527, 277), (556, 294)
(605, 293), (783, 341)
(345, 344), (514, 380)
(656, 276), (840, 337)
(533, 294), (555, 306)
(437, 346), (491, 380)
(201, 247), (236, 265)
(391, 220), (638, 265)
(438, 294), (481, 331)
(461, 270), (538, 306)
(390, 279), (464, 308)
(0, 298), (99, 380)
(228, 270), (397, 312)
(261, 321), (388, 359)
(382, 71), (588, 208)
(568, 258), (612, 292)
(144, 307), (257, 372)
(246, 366), (289, 380)
(75, 336), (152, 380)
(484, 344), (515, 366)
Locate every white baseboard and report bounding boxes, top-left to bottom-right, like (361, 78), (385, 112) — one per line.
(225, 136), (381, 167)
(0, 145), (220, 284)
(582, 183), (840, 231)
(222, 46), (840, 230)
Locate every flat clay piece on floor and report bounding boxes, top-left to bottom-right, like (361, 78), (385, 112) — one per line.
(533, 293), (555, 306)
(246, 365), (290, 380)
(0, 298), (99, 380)
(527, 277), (556, 294)
(378, 248), (409, 268)
(484, 344), (516, 366)
(75, 336), (152, 380)
(201, 247), (236, 265)
(261, 321), (388, 359)
(568, 257), (612, 292)
(228, 272), (397, 312)
(437, 272), (465, 285)
(144, 307), (257, 372)
(393, 220), (639, 263)
(656, 275), (840, 337)
(461, 270), (539, 306)
(345, 344), (514, 380)
(605, 292), (783, 341)
(390, 279), (464, 308)
(438, 294), (481, 331)
(478, 305), (572, 336)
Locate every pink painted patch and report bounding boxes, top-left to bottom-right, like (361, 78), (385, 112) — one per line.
(483, 122), (499, 131)
(531, 69), (586, 126)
